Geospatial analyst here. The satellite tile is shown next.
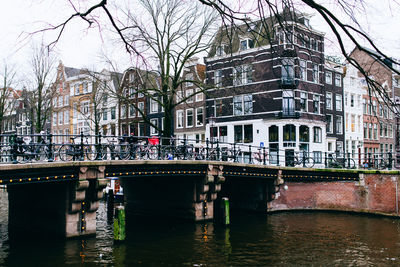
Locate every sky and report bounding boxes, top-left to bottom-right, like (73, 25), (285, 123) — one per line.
(0, 0), (399, 86)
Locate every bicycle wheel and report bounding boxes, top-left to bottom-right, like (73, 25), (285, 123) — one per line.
(147, 145), (159, 160)
(59, 145), (74, 161)
(162, 146), (174, 160)
(83, 145), (95, 160)
(304, 157), (315, 168)
(118, 143), (130, 160)
(346, 158), (356, 169)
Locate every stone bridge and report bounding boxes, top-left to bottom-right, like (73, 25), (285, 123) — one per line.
(1, 161), (399, 238)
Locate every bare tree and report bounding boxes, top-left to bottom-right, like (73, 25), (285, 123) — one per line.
(27, 43), (57, 134)
(0, 62), (18, 134)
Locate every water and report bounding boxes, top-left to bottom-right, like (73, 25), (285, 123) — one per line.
(1, 189), (400, 266)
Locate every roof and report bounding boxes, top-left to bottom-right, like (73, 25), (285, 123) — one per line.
(64, 67), (82, 78)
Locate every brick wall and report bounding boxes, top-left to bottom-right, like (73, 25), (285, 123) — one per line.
(268, 173), (400, 216)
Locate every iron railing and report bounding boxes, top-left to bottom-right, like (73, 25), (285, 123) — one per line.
(0, 133), (397, 170)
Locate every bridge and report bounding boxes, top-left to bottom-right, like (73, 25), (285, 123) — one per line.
(1, 159), (399, 239)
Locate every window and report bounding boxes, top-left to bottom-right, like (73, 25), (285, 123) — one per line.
(351, 115), (355, 132)
(74, 84), (79, 95)
(313, 95), (320, 114)
(350, 94), (354, 107)
(150, 119), (158, 135)
(129, 73), (135, 83)
(300, 92), (308, 112)
(129, 105), (135, 118)
(300, 60), (307, 81)
(326, 114), (333, 134)
(120, 105), (126, 119)
(240, 39), (254, 50)
(283, 124), (296, 147)
(176, 110), (184, 128)
(111, 107), (116, 120)
(313, 127), (322, 143)
(269, 125), (278, 142)
(281, 58), (294, 84)
(58, 112), (63, 125)
(372, 101), (377, 115)
(233, 65), (252, 85)
(53, 113), (57, 126)
(150, 98), (158, 113)
(216, 45), (225, 56)
(185, 73), (193, 87)
(186, 109), (193, 127)
(282, 90), (295, 116)
(196, 107), (203, 126)
(325, 71), (332, 84)
(195, 88), (203, 102)
(335, 74), (341, 86)
(312, 64), (319, 82)
(313, 151), (322, 163)
(335, 94), (342, 111)
(138, 102), (144, 117)
(102, 108), (108, 121)
(58, 96), (63, 107)
(373, 124), (378, 140)
(214, 70), (222, 86)
(368, 123), (373, 139)
(336, 116), (343, 134)
(234, 94), (253, 116)
(64, 95), (69, 106)
(81, 101), (89, 114)
(299, 125), (309, 142)
(186, 89), (194, 103)
(311, 39), (316, 50)
(64, 110), (69, 124)
(326, 92), (332, 110)
(234, 124), (253, 143)
(364, 123), (367, 139)
(83, 82), (88, 93)
(389, 124), (393, 138)
(215, 99), (223, 117)
(176, 91), (183, 102)
(73, 103), (78, 118)
(219, 126), (227, 142)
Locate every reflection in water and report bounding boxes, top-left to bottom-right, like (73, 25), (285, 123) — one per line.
(1, 189), (400, 266)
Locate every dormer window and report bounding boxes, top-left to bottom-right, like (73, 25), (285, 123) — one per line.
(129, 73), (135, 83)
(240, 39), (254, 51)
(216, 45), (225, 56)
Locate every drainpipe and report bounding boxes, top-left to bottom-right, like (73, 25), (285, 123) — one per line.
(396, 177), (399, 215)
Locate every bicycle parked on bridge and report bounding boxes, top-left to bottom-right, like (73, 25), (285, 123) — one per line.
(58, 135), (95, 161)
(287, 152), (315, 168)
(326, 153), (356, 169)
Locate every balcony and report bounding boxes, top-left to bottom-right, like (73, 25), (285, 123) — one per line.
(276, 108), (300, 119)
(280, 76), (298, 88)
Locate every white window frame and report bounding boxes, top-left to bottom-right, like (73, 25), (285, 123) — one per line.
(186, 89), (194, 103)
(176, 110), (184, 129)
(150, 118), (158, 135)
(196, 107), (204, 127)
(335, 74), (342, 87)
(335, 94), (342, 111)
(326, 92), (332, 110)
(325, 71), (332, 84)
(150, 98), (158, 114)
(195, 88), (203, 102)
(186, 109), (194, 128)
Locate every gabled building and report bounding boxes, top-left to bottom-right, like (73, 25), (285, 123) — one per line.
(324, 58), (345, 156)
(174, 57), (206, 144)
(204, 9), (326, 165)
(349, 47), (397, 159)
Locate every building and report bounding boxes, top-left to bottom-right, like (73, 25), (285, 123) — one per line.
(343, 63), (364, 160)
(349, 47), (396, 159)
(324, 58), (345, 156)
(204, 9), (326, 165)
(174, 57), (206, 144)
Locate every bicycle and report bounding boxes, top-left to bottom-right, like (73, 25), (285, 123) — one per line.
(326, 154), (356, 169)
(290, 152), (315, 168)
(58, 135), (95, 161)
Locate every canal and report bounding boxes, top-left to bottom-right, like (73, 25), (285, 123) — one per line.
(1, 190), (400, 266)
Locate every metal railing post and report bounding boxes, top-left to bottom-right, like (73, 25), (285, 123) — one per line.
(233, 143), (237, 162)
(183, 137), (187, 160)
(347, 152), (351, 168)
(368, 153), (372, 169)
(216, 140), (220, 161)
(96, 133), (102, 160)
(263, 147), (266, 165)
(389, 152), (393, 170)
(276, 149), (280, 166)
(302, 150), (306, 167)
(80, 132), (84, 161)
(11, 134), (17, 164)
(47, 133), (53, 162)
(248, 145), (252, 164)
(158, 139), (162, 160)
(206, 138), (209, 160)
(324, 152), (327, 168)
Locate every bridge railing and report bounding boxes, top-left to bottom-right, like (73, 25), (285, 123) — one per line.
(0, 133), (397, 170)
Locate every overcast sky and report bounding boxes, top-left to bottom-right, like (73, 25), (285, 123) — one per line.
(1, 0), (399, 85)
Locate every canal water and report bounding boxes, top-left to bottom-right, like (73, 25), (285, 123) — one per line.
(1, 190), (400, 266)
